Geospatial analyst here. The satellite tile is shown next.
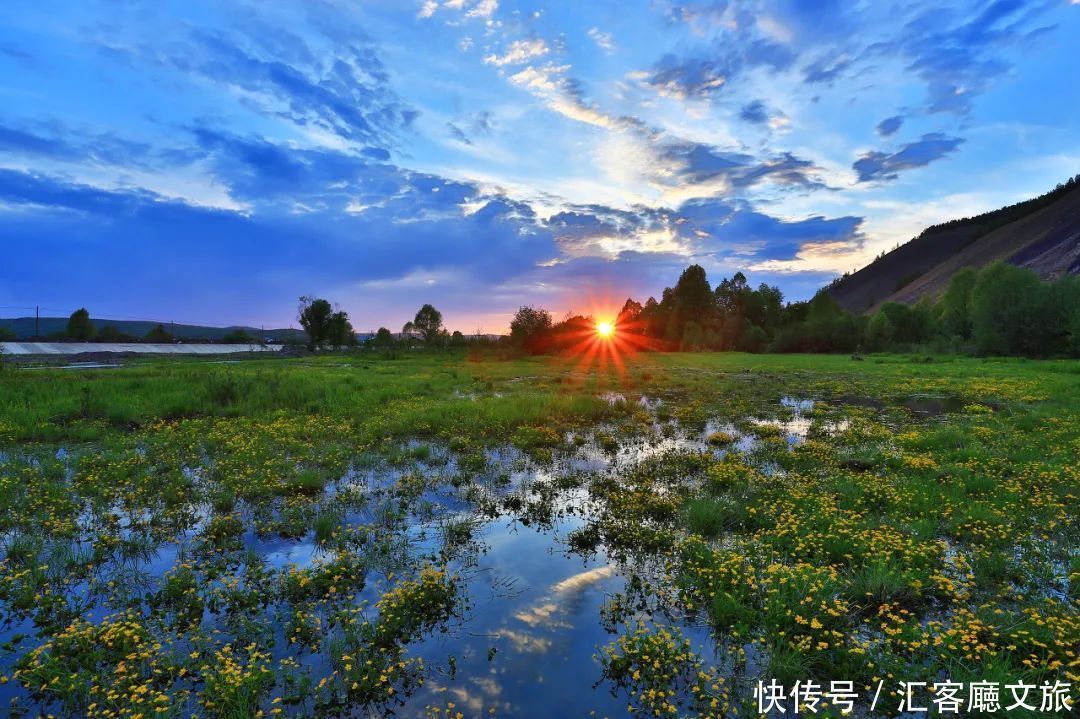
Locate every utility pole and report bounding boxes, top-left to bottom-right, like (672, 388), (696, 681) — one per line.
(35, 306), (39, 339)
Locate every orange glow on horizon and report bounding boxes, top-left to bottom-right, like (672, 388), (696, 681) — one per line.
(532, 282), (669, 380)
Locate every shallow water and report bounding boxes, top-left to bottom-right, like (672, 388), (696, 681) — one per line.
(0, 399), (828, 716)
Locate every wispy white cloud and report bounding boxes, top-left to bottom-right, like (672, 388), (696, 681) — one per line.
(587, 27), (615, 53)
(484, 38), (549, 67)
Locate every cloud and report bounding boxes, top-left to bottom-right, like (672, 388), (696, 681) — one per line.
(653, 0), (1057, 118)
(739, 101), (790, 132)
(467, 0), (498, 19)
(95, 24), (414, 150)
(646, 54), (727, 99)
(749, 239), (867, 274)
(675, 197), (864, 262)
(418, 0), (498, 21)
(544, 204), (676, 258)
(739, 100), (768, 124)
(878, 0), (1058, 115)
(0, 161), (558, 319)
(876, 115), (903, 137)
(507, 63), (647, 134)
(446, 122), (473, 145)
(853, 132), (965, 182)
(0, 120), (159, 168)
(803, 53), (853, 84)
(0, 41), (33, 63)
(655, 141), (825, 192)
(19, 0), (1045, 329)
(586, 27), (615, 53)
(502, 60), (821, 199)
(484, 38), (550, 67)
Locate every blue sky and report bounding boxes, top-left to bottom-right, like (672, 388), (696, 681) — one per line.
(1, 0), (1078, 332)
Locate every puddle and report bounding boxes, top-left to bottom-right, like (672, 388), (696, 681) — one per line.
(22, 362), (124, 370)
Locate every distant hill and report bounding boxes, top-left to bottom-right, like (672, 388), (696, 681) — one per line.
(828, 175), (1080, 313)
(0, 316), (306, 342)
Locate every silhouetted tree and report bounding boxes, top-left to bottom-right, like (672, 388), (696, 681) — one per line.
(411, 304), (445, 345)
(510, 305), (553, 353)
(97, 325), (136, 343)
(66, 308), (95, 341)
(327, 311), (355, 349)
(715, 272), (749, 317)
(617, 298), (643, 329)
(298, 296), (333, 350)
(669, 264), (714, 328)
(371, 327), (395, 347)
(222, 329), (255, 344)
(144, 324), (174, 343)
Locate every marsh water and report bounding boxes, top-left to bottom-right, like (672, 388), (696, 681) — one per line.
(0, 393), (942, 717)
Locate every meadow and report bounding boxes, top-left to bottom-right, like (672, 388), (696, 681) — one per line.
(0, 351), (1077, 717)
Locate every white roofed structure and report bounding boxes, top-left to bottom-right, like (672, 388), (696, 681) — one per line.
(0, 342), (282, 356)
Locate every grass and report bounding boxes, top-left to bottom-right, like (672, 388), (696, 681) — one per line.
(0, 350), (1077, 717)
(685, 496), (739, 537)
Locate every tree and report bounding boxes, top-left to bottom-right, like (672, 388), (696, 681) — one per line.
(510, 305), (553, 353)
(1069, 304), (1080, 356)
(617, 298), (643, 330)
(222, 329), (255, 344)
(144, 324), (174, 343)
(411, 304), (445, 345)
(371, 327), (395, 347)
(327, 311), (355, 349)
(801, 291), (860, 353)
(715, 271), (749, 317)
(865, 311), (895, 351)
(938, 266), (977, 339)
(97, 325), (136, 343)
(680, 321), (704, 350)
(671, 264), (714, 326)
(298, 296), (334, 350)
(740, 323), (768, 353)
(971, 262), (1040, 355)
(66, 308), (96, 341)
(0, 326), (16, 341)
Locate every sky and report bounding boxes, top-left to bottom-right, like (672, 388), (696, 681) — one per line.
(1, 0), (1078, 333)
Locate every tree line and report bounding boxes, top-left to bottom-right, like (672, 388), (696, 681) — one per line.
(507, 262), (1080, 358)
(298, 298), (470, 351)
(0, 308), (259, 344)
(15, 262), (1077, 359)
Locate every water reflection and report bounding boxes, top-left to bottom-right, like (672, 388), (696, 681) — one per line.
(0, 394), (894, 717)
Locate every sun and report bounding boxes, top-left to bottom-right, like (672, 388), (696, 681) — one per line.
(596, 320), (614, 339)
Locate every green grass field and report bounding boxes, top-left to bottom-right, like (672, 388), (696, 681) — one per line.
(0, 352), (1077, 717)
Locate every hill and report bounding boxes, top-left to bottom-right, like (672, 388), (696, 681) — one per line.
(0, 316), (306, 342)
(828, 175), (1080, 313)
